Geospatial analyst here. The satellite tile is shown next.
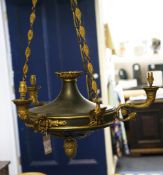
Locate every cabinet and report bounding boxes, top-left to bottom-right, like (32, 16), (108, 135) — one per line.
(127, 100), (163, 155)
(0, 161), (10, 175)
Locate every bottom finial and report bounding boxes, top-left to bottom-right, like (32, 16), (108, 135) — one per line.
(64, 138), (77, 158)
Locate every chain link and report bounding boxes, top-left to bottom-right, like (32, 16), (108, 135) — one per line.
(70, 0), (99, 103)
(22, 0), (38, 81)
(22, 0), (99, 103)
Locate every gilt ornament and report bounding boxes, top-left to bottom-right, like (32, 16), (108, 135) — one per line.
(13, 0), (159, 158)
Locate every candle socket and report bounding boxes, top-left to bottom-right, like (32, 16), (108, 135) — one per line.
(19, 81), (27, 99)
(28, 75), (43, 106)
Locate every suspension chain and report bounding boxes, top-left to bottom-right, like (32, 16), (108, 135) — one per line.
(70, 0), (100, 103)
(22, 0), (99, 103)
(22, 0), (38, 81)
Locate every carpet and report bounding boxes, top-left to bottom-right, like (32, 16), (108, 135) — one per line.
(116, 156), (163, 175)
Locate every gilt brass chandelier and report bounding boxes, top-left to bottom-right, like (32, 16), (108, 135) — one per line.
(13, 0), (159, 158)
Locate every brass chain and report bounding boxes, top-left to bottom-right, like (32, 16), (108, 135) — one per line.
(22, 0), (99, 103)
(22, 0), (38, 81)
(70, 0), (100, 103)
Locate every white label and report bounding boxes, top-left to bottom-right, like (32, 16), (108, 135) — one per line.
(43, 135), (52, 155)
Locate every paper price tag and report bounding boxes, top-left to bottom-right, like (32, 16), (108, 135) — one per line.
(43, 135), (52, 155)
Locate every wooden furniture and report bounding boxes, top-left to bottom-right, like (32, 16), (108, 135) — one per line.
(127, 99), (163, 155)
(0, 161), (10, 175)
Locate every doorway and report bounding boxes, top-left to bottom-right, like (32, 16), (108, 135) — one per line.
(100, 0), (163, 174)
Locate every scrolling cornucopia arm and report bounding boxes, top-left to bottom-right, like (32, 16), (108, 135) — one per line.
(116, 72), (159, 122)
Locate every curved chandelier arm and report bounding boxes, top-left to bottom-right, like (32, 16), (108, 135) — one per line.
(116, 72), (159, 122)
(118, 87), (158, 110)
(116, 105), (137, 122)
(13, 99), (31, 121)
(124, 72), (158, 109)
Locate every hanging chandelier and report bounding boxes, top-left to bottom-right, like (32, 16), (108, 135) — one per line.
(13, 0), (159, 158)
